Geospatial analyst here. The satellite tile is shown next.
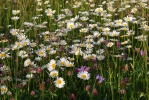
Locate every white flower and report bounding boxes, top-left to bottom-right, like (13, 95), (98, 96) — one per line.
(77, 71), (90, 80)
(10, 29), (19, 36)
(12, 10), (20, 15)
(0, 85), (8, 95)
(47, 59), (57, 71)
(66, 61), (74, 67)
(57, 57), (67, 67)
(106, 42), (114, 47)
(124, 16), (135, 22)
(26, 74), (34, 79)
(54, 77), (65, 88)
(80, 28), (88, 33)
(95, 7), (103, 13)
(97, 55), (105, 60)
(67, 22), (75, 29)
(24, 59), (31, 67)
(0, 65), (10, 72)
(49, 70), (58, 78)
(11, 16), (19, 20)
(109, 30), (120, 37)
(36, 49), (46, 57)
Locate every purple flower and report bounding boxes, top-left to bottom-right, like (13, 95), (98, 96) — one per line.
(96, 74), (105, 83)
(78, 66), (86, 72)
(140, 50), (144, 56)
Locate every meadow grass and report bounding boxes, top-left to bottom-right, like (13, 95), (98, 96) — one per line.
(0, 0), (149, 100)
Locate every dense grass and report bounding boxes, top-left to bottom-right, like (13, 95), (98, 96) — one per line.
(0, 0), (149, 100)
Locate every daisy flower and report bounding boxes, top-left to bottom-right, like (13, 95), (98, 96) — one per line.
(10, 29), (19, 36)
(0, 85), (8, 95)
(57, 57), (67, 67)
(77, 71), (90, 80)
(80, 28), (88, 33)
(49, 70), (58, 78)
(0, 65), (10, 72)
(106, 42), (114, 47)
(67, 22), (75, 29)
(36, 49), (46, 57)
(26, 74), (34, 79)
(24, 59), (31, 67)
(54, 77), (65, 88)
(12, 10), (20, 15)
(47, 59), (57, 71)
(95, 7), (103, 13)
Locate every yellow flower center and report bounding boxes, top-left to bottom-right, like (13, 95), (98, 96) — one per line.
(52, 73), (57, 77)
(26, 61), (30, 66)
(39, 51), (44, 55)
(57, 80), (62, 84)
(68, 63), (72, 67)
(1, 88), (5, 92)
(51, 63), (56, 69)
(69, 24), (74, 28)
(61, 62), (65, 66)
(0, 53), (6, 57)
(81, 75), (86, 79)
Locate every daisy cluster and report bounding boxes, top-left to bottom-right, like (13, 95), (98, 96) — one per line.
(0, 0), (149, 99)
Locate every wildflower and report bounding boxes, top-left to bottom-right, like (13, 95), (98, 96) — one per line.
(67, 22), (75, 29)
(11, 16), (19, 20)
(7, 91), (12, 95)
(47, 59), (57, 71)
(80, 28), (88, 33)
(126, 30), (135, 36)
(77, 71), (90, 80)
(49, 70), (58, 78)
(0, 65), (10, 72)
(106, 42), (114, 47)
(0, 52), (8, 59)
(126, 45), (132, 49)
(26, 74), (34, 79)
(95, 7), (103, 13)
(80, 16), (89, 21)
(86, 85), (91, 92)
(30, 91), (35, 96)
(78, 66), (86, 72)
(120, 89), (125, 94)
(109, 30), (120, 37)
(24, 59), (31, 67)
(96, 74), (105, 84)
(124, 16), (135, 22)
(54, 77), (65, 88)
(97, 55), (105, 61)
(12, 10), (20, 15)
(70, 93), (76, 100)
(10, 29), (19, 36)
(36, 49), (46, 57)
(36, 67), (42, 74)
(57, 57), (67, 67)
(131, 8), (137, 13)
(0, 85), (8, 95)
(66, 61), (74, 67)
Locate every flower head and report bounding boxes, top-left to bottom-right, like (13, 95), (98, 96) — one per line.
(77, 71), (90, 80)
(54, 77), (65, 88)
(96, 74), (105, 83)
(0, 85), (8, 95)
